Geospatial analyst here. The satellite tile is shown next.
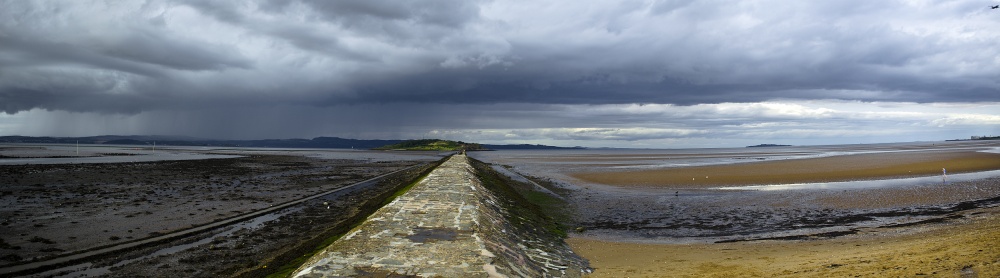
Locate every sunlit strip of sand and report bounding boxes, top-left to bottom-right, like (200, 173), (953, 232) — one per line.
(568, 206), (1000, 277)
(570, 151), (1000, 188)
(715, 170), (1000, 191)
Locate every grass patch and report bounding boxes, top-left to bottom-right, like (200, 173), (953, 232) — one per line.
(380, 169), (428, 207)
(468, 158), (570, 238)
(373, 139), (485, 151)
(518, 175), (575, 226)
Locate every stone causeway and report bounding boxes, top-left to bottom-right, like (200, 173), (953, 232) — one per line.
(294, 153), (587, 277)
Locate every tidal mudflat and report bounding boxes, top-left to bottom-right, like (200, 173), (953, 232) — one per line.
(0, 144), (445, 277)
(470, 140), (1000, 277)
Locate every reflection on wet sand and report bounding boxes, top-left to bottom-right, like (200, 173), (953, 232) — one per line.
(571, 150), (1000, 188)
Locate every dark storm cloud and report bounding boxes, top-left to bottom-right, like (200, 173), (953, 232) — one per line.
(0, 0), (998, 144)
(302, 0), (483, 28)
(100, 31), (254, 72)
(176, 0), (248, 23)
(1, 5), (251, 74)
(0, 0), (1000, 146)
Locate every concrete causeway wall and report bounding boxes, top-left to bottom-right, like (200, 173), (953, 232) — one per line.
(293, 154), (588, 277)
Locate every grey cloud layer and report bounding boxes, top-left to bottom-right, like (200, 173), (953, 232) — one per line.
(2, 0), (998, 115)
(9, 101), (994, 147)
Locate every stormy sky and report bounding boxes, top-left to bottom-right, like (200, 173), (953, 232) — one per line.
(1, 0), (998, 148)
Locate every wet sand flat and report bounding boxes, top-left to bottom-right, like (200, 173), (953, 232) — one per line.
(530, 152), (815, 163)
(568, 206), (1000, 277)
(471, 142), (1000, 277)
(0, 152), (427, 268)
(571, 151), (1000, 188)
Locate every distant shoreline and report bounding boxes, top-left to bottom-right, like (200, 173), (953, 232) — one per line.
(0, 135), (583, 150)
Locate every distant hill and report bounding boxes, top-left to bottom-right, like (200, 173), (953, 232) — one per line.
(747, 144), (792, 148)
(0, 136), (583, 150)
(373, 139), (485, 151)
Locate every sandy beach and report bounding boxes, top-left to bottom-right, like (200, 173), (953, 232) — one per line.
(571, 150), (1000, 187)
(568, 205), (1000, 277)
(471, 141), (1000, 277)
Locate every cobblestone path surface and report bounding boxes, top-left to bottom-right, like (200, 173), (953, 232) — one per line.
(294, 154), (502, 277)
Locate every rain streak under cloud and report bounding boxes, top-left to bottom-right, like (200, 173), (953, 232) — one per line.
(0, 0), (998, 148)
